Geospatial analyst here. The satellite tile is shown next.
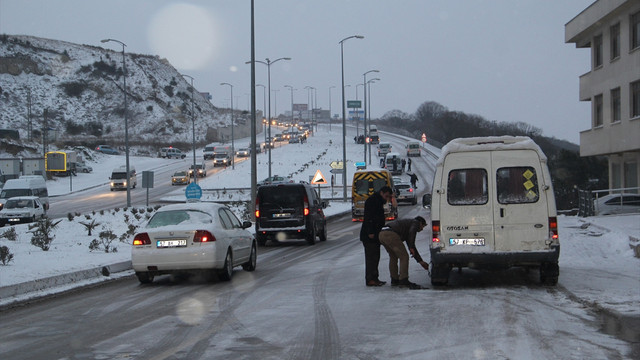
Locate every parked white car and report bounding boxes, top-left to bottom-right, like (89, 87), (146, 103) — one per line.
(0, 196), (46, 226)
(594, 193), (640, 215)
(131, 203), (256, 284)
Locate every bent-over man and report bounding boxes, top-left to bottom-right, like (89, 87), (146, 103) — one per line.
(379, 216), (429, 289)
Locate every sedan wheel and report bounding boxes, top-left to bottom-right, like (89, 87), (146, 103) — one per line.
(242, 243), (257, 271)
(219, 250), (233, 281)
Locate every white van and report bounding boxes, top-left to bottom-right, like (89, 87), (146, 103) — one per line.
(110, 166), (137, 191)
(377, 143), (392, 156)
(203, 144), (216, 160)
(429, 136), (559, 286)
(384, 152), (403, 175)
(0, 176), (49, 211)
(406, 141), (421, 157)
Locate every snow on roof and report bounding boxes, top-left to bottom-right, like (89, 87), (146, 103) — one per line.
(157, 202), (224, 213)
(437, 136), (546, 166)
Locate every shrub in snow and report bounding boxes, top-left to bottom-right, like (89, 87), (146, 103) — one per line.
(1, 227), (17, 241)
(79, 219), (101, 236)
(114, 207), (120, 213)
(154, 205), (161, 211)
(89, 229), (118, 253)
(131, 208), (138, 215)
(134, 213), (142, 221)
(67, 213), (75, 221)
(99, 209), (105, 216)
(147, 207), (153, 213)
(84, 214), (91, 220)
(0, 245), (14, 265)
(75, 212), (81, 217)
(29, 218), (62, 251)
(123, 214), (130, 224)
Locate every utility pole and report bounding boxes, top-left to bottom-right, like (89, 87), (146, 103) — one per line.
(27, 88), (32, 141)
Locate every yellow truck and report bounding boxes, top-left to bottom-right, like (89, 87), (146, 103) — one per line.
(351, 169), (398, 222)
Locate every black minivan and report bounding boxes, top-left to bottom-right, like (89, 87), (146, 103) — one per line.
(255, 183), (328, 245)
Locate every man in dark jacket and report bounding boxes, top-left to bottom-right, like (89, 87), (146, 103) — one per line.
(379, 216), (429, 289)
(360, 186), (394, 287)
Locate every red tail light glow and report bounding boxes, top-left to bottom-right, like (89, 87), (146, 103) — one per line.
(133, 233), (151, 246)
(549, 217), (558, 240)
(194, 230), (215, 243)
(408, 188), (413, 192)
(303, 194), (309, 216)
(432, 221), (441, 243)
(255, 197), (260, 218)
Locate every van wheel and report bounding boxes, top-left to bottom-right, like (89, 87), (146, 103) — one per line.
(136, 272), (154, 284)
(319, 223), (327, 242)
(306, 226), (316, 245)
(218, 250), (233, 281)
(430, 264), (450, 286)
(540, 262), (559, 286)
(411, 197), (417, 205)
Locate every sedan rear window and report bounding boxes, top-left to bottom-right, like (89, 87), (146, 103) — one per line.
(147, 210), (213, 228)
(497, 167), (539, 204)
(447, 169), (488, 205)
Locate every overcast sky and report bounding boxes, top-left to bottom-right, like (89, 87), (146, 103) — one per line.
(1, 0), (594, 143)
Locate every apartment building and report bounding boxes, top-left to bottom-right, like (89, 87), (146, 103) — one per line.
(565, 0), (640, 191)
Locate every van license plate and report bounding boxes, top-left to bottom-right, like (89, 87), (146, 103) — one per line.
(157, 240), (187, 248)
(449, 238), (485, 246)
(273, 213), (291, 218)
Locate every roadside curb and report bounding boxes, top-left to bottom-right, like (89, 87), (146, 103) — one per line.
(0, 260), (132, 301)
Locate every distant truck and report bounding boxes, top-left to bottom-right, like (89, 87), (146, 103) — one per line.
(110, 166), (137, 191)
(369, 125), (379, 144)
(203, 144), (216, 160)
(406, 141), (421, 157)
(0, 176), (49, 211)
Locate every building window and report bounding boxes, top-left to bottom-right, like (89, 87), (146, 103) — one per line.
(632, 81), (640, 118)
(610, 23), (620, 60)
(632, 11), (640, 50)
(593, 34), (603, 68)
(611, 88), (621, 122)
(593, 94), (603, 127)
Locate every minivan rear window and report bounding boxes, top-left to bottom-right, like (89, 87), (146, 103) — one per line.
(497, 167), (539, 204)
(260, 186), (304, 208)
(447, 169), (488, 205)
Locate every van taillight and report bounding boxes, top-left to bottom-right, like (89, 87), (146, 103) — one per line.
(255, 198), (260, 218)
(303, 195), (309, 216)
(194, 230), (215, 242)
(549, 217), (558, 240)
(432, 221), (440, 243)
(133, 233), (151, 246)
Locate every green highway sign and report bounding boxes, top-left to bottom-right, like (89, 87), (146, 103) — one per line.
(347, 100), (362, 108)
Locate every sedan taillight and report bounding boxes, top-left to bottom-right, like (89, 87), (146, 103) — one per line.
(193, 230), (216, 243)
(133, 233), (151, 246)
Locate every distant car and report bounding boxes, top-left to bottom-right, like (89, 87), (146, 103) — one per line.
(264, 138), (275, 149)
(131, 202), (256, 284)
(171, 171), (190, 185)
(395, 183), (417, 205)
(188, 163), (207, 177)
(250, 144), (262, 154)
(257, 175), (292, 186)
(76, 162), (93, 173)
(212, 153), (231, 167)
(236, 148), (250, 157)
(274, 134), (285, 142)
(288, 136), (300, 144)
(255, 183), (328, 246)
(0, 196), (46, 226)
(95, 145), (119, 155)
(595, 193), (640, 215)
(159, 147), (186, 159)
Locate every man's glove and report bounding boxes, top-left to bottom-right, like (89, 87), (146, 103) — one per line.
(419, 261), (429, 271)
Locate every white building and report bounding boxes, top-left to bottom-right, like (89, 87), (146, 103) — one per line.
(565, 0), (640, 191)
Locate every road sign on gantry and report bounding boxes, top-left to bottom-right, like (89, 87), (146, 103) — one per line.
(311, 170), (328, 185)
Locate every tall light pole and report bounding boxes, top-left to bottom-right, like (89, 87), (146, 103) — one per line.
(304, 86), (314, 126)
(220, 83), (235, 169)
(328, 86), (335, 131)
(248, 57), (291, 179)
(363, 70), (379, 165)
(340, 35), (364, 201)
(250, 0), (257, 219)
(101, 38), (131, 207)
(284, 85), (295, 126)
(257, 84), (267, 143)
(367, 78), (380, 165)
(181, 74), (197, 183)
(272, 89), (280, 121)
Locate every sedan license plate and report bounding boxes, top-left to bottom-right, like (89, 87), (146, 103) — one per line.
(157, 239), (187, 248)
(449, 238), (485, 246)
(272, 213), (291, 218)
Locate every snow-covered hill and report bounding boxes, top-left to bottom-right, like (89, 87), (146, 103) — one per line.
(0, 34), (239, 152)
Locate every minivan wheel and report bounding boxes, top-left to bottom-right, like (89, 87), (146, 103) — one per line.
(306, 226), (316, 245)
(242, 243), (257, 271)
(136, 272), (154, 284)
(319, 223), (327, 242)
(256, 234), (267, 246)
(219, 250), (233, 281)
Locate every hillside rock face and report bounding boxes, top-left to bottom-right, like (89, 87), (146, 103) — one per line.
(0, 35), (251, 147)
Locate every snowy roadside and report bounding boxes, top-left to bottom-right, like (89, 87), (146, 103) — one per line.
(558, 214), (640, 317)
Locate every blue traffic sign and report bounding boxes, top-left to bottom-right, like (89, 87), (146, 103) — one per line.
(355, 161), (366, 167)
(185, 182), (203, 200)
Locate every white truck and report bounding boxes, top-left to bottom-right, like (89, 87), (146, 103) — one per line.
(429, 136), (559, 286)
(110, 166), (137, 191)
(405, 141), (421, 157)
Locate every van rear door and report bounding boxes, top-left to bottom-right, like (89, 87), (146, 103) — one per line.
(492, 150), (549, 252)
(440, 152), (495, 252)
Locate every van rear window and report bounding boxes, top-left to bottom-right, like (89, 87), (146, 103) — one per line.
(355, 178), (388, 195)
(497, 167), (539, 204)
(447, 169), (488, 205)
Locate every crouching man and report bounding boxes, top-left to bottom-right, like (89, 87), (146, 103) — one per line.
(379, 216), (430, 289)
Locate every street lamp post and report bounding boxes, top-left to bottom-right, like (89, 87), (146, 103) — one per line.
(304, 86), (315, 128)
(257, 84), (267, 144)
(284, 85), (295, 126)
(181, 74), (197, 183)
(340, 35), (364, 201)
(101, 38), (131, 207)
(220, 83), (235, 169)
(363, 70), (379, 165)
(248, 57), (291, 179)
(272, 89), (280, 121)
(366, 78), (380, 165)
(328, 86), (336, 132)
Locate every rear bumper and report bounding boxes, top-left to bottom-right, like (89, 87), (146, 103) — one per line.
(132, 246), (223, 272)
(430, 245), (560, 267)
(256, 226), (310, 240)
(396, 195), (416, 203)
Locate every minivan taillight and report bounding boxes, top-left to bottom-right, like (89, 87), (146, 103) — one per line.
(432, 221), (441, 243)
(303, 194), (309, 216)
(549, 217), (558, 240)
(133, 233), (151, 246)
(193, 230), (215, 243)
(255, 197), (260, 218)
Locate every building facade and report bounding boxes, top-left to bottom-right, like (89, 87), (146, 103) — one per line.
(565, 0), (640, 192)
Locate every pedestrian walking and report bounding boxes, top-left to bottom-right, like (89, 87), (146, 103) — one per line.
(407, 158), (412, 172)
(410, 173), (419, 189)
(379, 216), (430, 289)
(401, 159), (406, 172)
(360, 186), (394, 287)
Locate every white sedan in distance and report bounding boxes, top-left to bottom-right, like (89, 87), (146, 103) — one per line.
(131, 203), (256, 284)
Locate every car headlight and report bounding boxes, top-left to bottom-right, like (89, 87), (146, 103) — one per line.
(111, 182), (115, 186)
(123, 181), (127, 186)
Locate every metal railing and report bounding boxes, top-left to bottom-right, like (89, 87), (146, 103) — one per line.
(578, 186), (640, 217)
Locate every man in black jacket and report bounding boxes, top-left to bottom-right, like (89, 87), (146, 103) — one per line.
(379, 216), (429, 289)
(360, 186), (394, 287)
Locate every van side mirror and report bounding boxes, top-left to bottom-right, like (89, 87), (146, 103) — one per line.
(422, 194), (432, 208)
(241, 221), (252, 229)
(321, 200), (328, 209)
